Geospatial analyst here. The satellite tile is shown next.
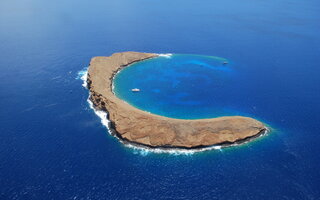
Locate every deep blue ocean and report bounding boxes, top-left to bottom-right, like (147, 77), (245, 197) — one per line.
(1, 0), (320, 199)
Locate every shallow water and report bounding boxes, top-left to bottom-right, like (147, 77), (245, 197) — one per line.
(1, 0), (320, 199)
(114, 54), (237, 119)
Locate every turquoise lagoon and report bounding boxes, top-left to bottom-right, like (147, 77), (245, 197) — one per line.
(114, 54), (255, 119)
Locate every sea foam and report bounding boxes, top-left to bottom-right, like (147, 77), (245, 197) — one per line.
(77, 67), (88, 88)
(158, 53), (173, 58)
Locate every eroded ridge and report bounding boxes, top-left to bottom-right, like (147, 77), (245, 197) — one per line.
(87, 52), (267, 149)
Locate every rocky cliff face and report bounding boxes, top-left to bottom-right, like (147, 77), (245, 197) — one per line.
(87, 52), (267, 149)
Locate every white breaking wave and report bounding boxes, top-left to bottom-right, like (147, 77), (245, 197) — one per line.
(158, 53), (173, 58)
(77, 67), (88, 88)
(87, 99), (113, 134)
(77, 65), (269, 156)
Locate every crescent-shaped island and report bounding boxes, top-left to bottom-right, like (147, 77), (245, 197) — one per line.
(86, 51), (268, 150)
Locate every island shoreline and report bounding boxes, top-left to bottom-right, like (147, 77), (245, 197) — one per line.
(86, 51), (269, 150)
(86, 97), (269, 153)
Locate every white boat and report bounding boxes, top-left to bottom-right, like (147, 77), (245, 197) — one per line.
(131, 88), (140, 92)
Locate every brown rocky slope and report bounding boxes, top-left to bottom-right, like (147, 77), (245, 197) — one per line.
(87, 52), (267, 149)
